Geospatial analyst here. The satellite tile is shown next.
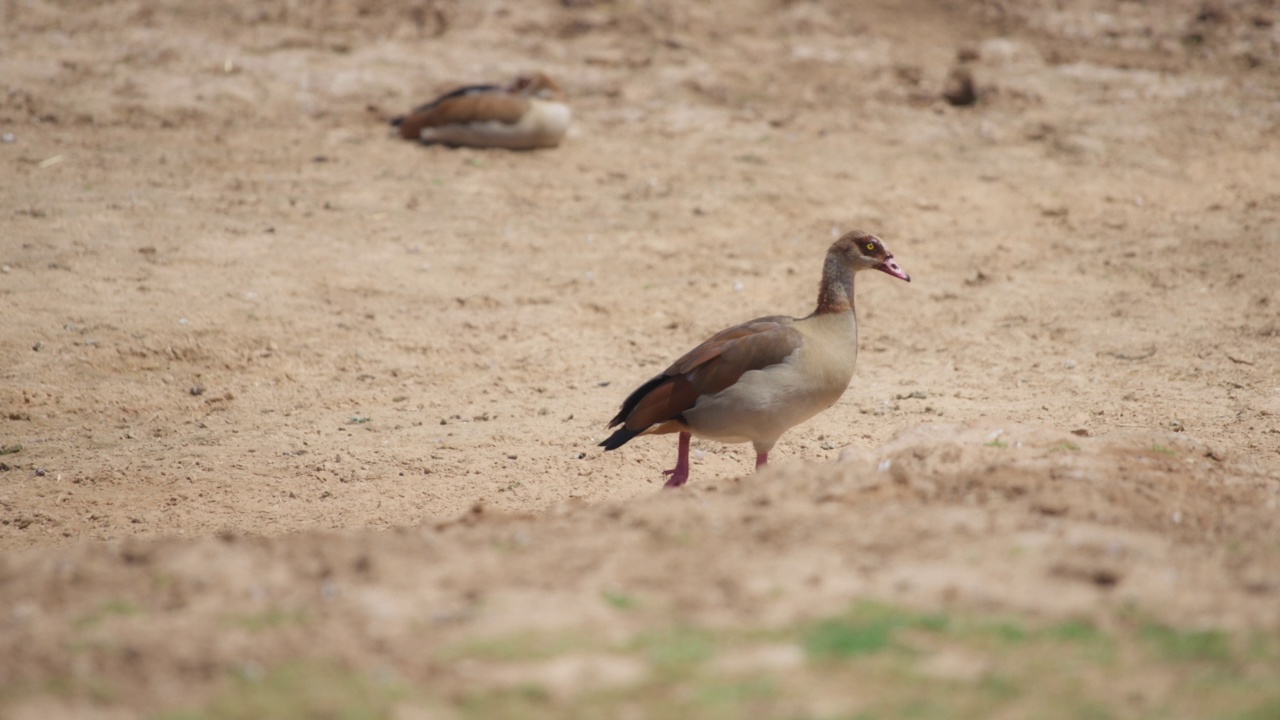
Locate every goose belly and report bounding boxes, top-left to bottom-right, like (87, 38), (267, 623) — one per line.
(422, 101), (571, 149)
(682, 355), (854, 447)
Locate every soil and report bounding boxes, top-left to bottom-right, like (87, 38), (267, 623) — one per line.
(1, 0), (1279, 715)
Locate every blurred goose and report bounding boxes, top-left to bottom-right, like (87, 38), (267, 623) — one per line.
(600, 231), (911, 488)
(391, 72), (571, 149)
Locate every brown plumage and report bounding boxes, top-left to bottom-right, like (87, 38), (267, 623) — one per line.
(391, 72), (571, 149)
(601, 231), (911, 488)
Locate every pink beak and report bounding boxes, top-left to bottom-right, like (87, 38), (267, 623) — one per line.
(875, 255), (911, 282)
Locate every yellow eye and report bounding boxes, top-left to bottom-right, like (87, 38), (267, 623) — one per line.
(865, 243), (875, 251)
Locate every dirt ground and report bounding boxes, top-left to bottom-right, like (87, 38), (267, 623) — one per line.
(2, 0), (1279, 716)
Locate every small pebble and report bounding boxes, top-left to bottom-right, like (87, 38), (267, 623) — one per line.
(942, 67), (977, 107)
(0, 133), (14, 143)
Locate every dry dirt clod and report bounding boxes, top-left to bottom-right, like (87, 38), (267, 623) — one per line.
(942, 67), (978, 107)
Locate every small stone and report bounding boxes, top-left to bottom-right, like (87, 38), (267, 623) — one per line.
(942, 67), (977, 107)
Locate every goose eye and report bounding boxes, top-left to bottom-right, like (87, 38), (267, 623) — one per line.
(865, 243), (876, 251)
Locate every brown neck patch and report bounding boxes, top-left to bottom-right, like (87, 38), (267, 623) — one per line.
(814, 252), (855, 315)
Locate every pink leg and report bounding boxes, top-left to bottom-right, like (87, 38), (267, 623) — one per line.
(662, 432), (692, 488)
(756, 452), (768, 471)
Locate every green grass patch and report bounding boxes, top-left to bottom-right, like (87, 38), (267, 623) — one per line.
(158, 660), (406, 720)
(455, 674), (781, 720)
(1045, 618), (1103, 643)
(1234, 699), (1280, 720)
(602, 590), (639, 610)
(41, 602), (1280, 720)
(805, 602), (949, 660)
(695, 676), (778, 706)
(73, 599), (143, 630)
(978, 620), (1029, 644)
(635, 626), (718, 670)
(805, 616), (897, 658)
(225, 609), (309, 631)
(458, 685), (552, 720)
(438, 629), (597, 663)
(1140, 623), (1233, 664)
(40, 674), (120, 704)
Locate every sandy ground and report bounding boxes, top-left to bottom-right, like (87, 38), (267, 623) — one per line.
(1, 0), (1279, 715)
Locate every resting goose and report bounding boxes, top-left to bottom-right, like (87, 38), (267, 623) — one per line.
(600, 231), (911, 488)
(391, 72), (571, 150)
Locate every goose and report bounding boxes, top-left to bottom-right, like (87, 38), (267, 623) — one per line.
(600, 231), (911, 487)
(392, 72), (571, 150)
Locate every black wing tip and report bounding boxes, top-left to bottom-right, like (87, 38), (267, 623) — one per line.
(599, 427), (640, 451)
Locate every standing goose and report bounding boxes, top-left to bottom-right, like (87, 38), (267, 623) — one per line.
(391, 72), (571, 150)
(600, 231), (911, 488)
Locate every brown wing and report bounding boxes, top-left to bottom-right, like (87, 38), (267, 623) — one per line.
(509, 72), (568, 101)
(608, 316), (804, 436)
(669, 317), (803, 397)
(396, 91), (529, 139)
